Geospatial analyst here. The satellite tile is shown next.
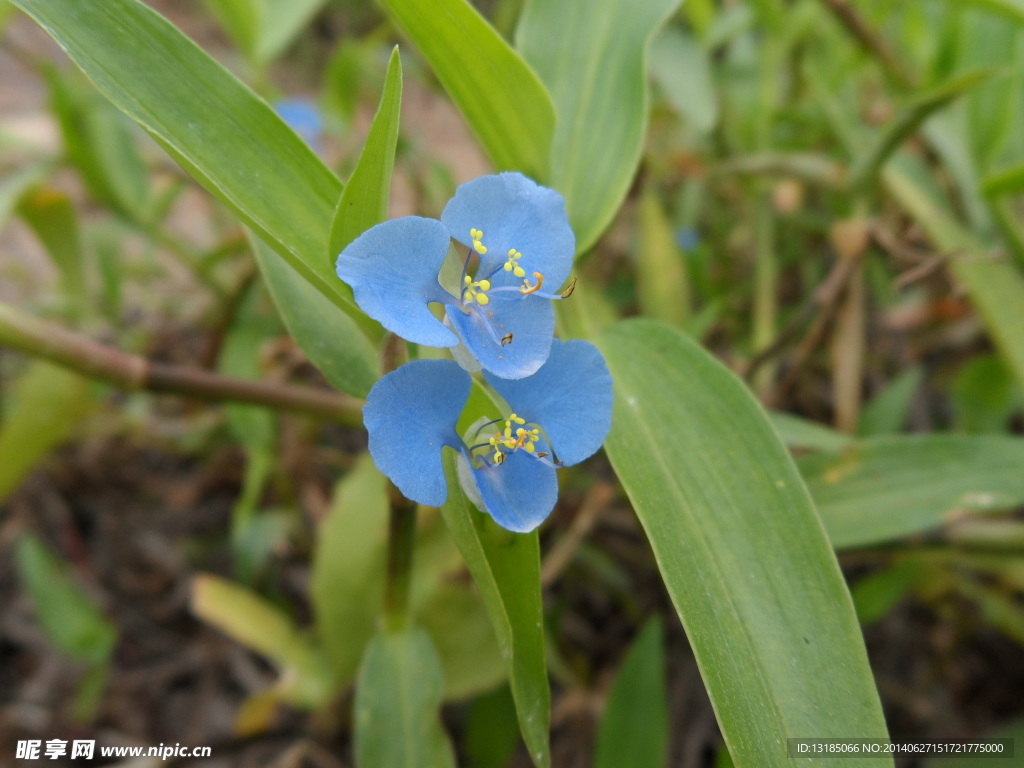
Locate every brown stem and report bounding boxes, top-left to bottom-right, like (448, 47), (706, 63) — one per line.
(817, 0), (917, 89)
(0, 301), (363, 426)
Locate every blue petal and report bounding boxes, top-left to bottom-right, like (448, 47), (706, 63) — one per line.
(466, 450), (559, 533)
(336, 217), (459, 347)
(485, 339), (612, 466)
(445, 296), (555, 379)
(441, 173), (575, 290)
(363, 359), (470, 506)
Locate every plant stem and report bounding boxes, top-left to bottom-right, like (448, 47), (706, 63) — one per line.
(0, 300), (363, 425)
(384, 485), (417, 632)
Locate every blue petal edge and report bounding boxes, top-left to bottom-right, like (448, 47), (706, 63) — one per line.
(336, 216), (459, 348)
(441, 173), (575, 289)
(445, 298), (555, 380)
(363, 359), (470, 506)
(461, 450), (559, 533)
(485, 339), (612, 466)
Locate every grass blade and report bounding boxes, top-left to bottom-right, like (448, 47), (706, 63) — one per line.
(518, 0), (681, 253)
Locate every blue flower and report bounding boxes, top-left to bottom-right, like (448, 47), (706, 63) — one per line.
(336, 173), (576, 379)
(362, 339), (612, 532)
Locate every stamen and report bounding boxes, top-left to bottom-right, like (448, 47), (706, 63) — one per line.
(503, 248), (527, 278)
(560, 277), (577, 298)
(520, 272), (544, 295)
(463, 275), (491, 305)
(466, 413), (553, 469)
(470, 227), (488, 255)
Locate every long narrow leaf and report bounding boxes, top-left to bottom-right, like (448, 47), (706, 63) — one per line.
(11, 0), (377, 338)
(593, 618), (668, 768)
(598, 319), (891, 768)
(378, 0), (554, 179)
(803, 435), (1024, 550)
(330, 46), (403, 259)
(518, 0), (681, 253)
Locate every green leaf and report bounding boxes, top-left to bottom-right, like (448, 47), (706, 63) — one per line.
(960, 11), (1019, 170)
(593, 618), (668, 768)
(463, 686), (521, 768)
(311, 453), (389, 685)
(191, 574), (334, 707)
(203, 0), (259, 59)
(354, 628), (456, 768)
(440, 449), (550, 768)
(205, 0), (329, 64)
(416, 583), (508, 700)
(649, 27), (719, 134)
(330, 47), (402, 260)
(951, 354), (1020, 432)
(851, 561), (924, 626)
(15, 534), (117, 666)
(635, 189), (690, 327)
(45, 66), (149, 223)
(849, 69), (996, 190)
(250, 232), (379, 398)
(857, 366), (924, 437)
(768, 411), (854, 453)
(983, 161), (1024, 197)
(0, 361), (94, 504)
(17, 188), (86, 309)
(802, 435), (1024, 551)
(951, 0), (1024, 27)
(379, 0), (554, 180)
(598, 319), (890, 768)
(0, 160), (53, 232)
(518, 0), (681, 253)
(11, 0), (376, 337)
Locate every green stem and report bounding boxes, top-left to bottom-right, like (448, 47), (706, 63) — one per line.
(384, 486), (417, 632)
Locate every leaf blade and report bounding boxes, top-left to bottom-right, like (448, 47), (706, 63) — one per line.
(803, 435), (1024, 550)
(518, 0), (681, 253)
(598, 319), (891, 768)
(379, 0), (554, 179)
(330, 46), (403, 259)
(355, 628), (456, 768)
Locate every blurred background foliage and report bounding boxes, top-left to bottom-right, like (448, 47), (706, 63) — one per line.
(2, 0), (1024, 766)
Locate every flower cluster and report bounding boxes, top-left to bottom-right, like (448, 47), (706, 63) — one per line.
(337, 173), (612, 532)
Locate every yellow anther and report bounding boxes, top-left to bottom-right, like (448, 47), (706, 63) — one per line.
(486, 415), (541, 465)
(503, 249), (527, 278)
(469, 227), (487, 255)
(463, 275), (491, 304)
(520, 271), (545, 295)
